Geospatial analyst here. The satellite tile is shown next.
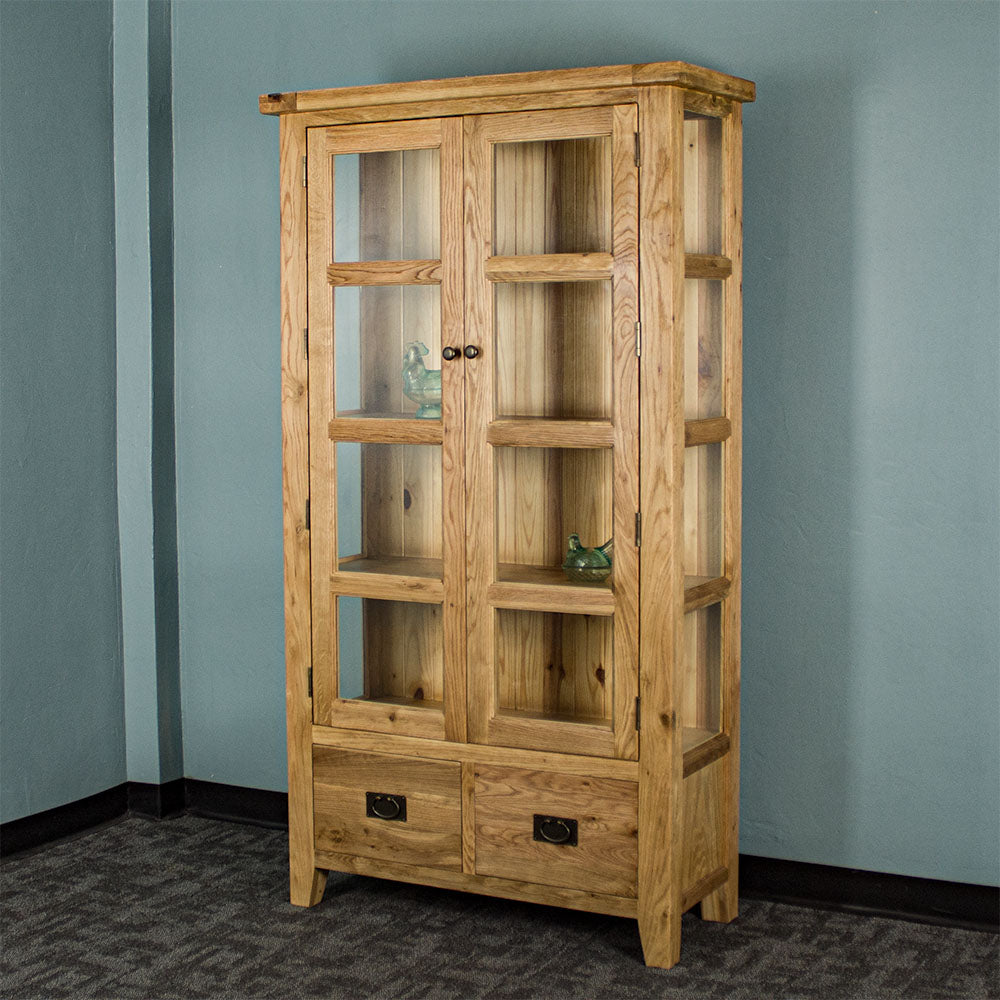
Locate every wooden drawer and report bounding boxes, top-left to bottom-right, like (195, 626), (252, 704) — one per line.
(474, 765), (638, 897)
(313, 746), (462, 871)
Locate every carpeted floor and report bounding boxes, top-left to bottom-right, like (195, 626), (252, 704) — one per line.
(1, 815), (996, 1000)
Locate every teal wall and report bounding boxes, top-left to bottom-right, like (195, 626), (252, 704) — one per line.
(1, 0), (996, 890)
(171, 0), (999, 886)
(0, 0), (125, 820)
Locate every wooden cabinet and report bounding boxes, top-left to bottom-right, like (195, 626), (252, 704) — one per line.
(260, 61), (754, 969)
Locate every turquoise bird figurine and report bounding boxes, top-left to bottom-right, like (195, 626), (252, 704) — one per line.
(562, 534), (613, 583)
(402, 342), (442, 419)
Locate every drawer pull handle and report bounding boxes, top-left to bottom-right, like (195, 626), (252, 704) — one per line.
(366, 792), (407, 822)
(533, 814), (578, 846)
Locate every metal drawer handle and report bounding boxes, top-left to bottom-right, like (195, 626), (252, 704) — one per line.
(366, 792), (407, 822)
(533, 814), (578, 846)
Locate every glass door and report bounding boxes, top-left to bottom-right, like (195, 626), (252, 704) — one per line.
(306, 118), (465, 742)
(463, 105), (640, 759)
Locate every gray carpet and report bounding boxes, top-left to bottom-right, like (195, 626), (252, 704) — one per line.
(1, 814), (996, 999)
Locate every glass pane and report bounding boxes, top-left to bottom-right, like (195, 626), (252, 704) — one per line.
(337, 443), (442, 574)
(496, 609), (612, 724)
(684, 442), (723, 579)
(684, 279), (724, 420)
(683, 115), (723, 255)
(333, 148), (440, 261)
(337, 596), (443, 707)
(494, 137), (611, 255)
(496, 447), (613, 586)
(334, 285), (441, 418)
(494, 281), (611, 419)
(681, 603), (721, 735)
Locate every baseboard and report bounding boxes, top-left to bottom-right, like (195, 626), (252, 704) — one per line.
(128, 778), (186, 820)
(0, 784), (128, 857)
(183, 779), (287, 829)
(4, 782), (996, 933)
(740, 854), (999, 933)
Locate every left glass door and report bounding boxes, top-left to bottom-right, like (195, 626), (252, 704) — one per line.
(306, 119), (465, 742)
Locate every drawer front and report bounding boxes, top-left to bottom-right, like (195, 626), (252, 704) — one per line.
(313, 746), (462, 871)
(474, 765), (638, 897)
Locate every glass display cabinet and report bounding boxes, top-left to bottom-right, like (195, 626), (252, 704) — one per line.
(260, 61), (754, 969)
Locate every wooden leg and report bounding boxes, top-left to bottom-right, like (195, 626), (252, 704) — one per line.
(637, 899), (682, 969)
(290, 863), (327, 907)
(700, 873), (738, 923)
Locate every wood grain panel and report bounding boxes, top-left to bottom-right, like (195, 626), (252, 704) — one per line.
(474, 765), (637, 897)
(313, 747), (461, 869)
(327, 260), (442, 285)
(281, 117), (327, 907)
(313, 848), (638, 918)
(679, 758), (726, 895)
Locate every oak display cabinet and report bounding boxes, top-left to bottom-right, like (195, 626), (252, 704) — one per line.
(260, 61), (754, 968)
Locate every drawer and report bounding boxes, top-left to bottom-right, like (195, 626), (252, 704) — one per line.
(474, 765), (638, 897)
(313, 746), (462, 871)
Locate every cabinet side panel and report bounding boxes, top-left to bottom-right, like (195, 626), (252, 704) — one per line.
(281, 116), (325, 906)
(701, 103), (742, 924)
(637, 84), (686, 969)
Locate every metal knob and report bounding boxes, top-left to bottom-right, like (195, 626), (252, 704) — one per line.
(442, 346), (460, 361)
(463, 344), (480, 359)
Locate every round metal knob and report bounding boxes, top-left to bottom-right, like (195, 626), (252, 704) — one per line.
(441, 346), (460, 361)
(369, 795), (402, 820)
(463, 344), (480, 359)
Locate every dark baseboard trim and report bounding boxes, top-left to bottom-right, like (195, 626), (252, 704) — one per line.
(0, 784), (128, 857)
(740, 854), (999, 933)
(128, 778), (186, 820)
(4, 783), (997, 933)
(183, 779), (287, 829)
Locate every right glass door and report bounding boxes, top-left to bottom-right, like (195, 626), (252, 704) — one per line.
(463, 106), (640, 759)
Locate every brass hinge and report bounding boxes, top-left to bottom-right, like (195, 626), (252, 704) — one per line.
(307, 667), (313, 698)
(635, 511), (641, 547)
(302, 155), (307, 188)
(634, 132), (640, 168)
(635, 696), (641, 730)
(305, 498), (310, 530)
(303, 327), (309, 359)
(634, 321), (641, 357)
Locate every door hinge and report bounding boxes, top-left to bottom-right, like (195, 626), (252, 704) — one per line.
(634, 321), (641, 357)
(635, 696), (641, 730)
(635, 511), (641, 547)
(305, 498), (311, 530)
(302, 155), (307, 188)
(303, 327), (309, 359)
(634, 132), (640, 168)
(307, 667), (313, 698)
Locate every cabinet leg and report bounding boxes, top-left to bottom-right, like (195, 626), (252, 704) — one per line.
(700, 874), (738, 923)
(637, 904), (682, 969)
(290, 864), (327, 907)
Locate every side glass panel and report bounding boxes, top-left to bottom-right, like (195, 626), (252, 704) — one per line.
(337, 595), (443, 708)
(496, 609), (612, 725)
(336, 442), (442, 575)
(494, 281), (612, 419)
(495, 446), (613, 587)
(683, 442), (723, 580)
(683, 279), (725, 420)
(333, 148), (440, 261)
(493, 137), (611, 255)
(681, 603), (721, 737)
(683, 115), (722, 254)
(334, 285), (442, 418)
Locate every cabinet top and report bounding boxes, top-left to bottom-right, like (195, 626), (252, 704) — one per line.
(259, 61), (755, 116)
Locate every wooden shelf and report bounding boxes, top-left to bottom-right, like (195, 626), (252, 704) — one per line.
(489, 418), (614, 449)
(682, 729), (730, 777)
(684, 253), (732, 279)
(684, 417), (731, 447)
(332, 556), (444, 603)
(683, 575), (731, 612)
(497, 706), (612, 728)
(492, 563), (615, 616)
(361, 694), (445, 713)
(485, 252), (614, 283)
(329, 415), (442, 444)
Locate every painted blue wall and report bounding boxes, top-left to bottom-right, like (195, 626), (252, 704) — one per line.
(171, 0), (999, 887)
(0, 0), (125, 822)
